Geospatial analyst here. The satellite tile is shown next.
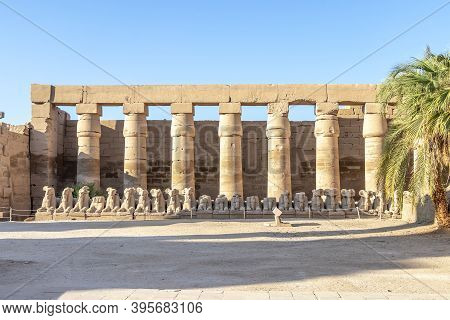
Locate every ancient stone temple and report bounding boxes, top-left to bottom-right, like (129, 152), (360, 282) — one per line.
(1, 83), (408, 221)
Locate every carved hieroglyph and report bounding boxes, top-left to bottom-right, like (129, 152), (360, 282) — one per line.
(314, 103), (340, 197)
(267, 102), (291, 200)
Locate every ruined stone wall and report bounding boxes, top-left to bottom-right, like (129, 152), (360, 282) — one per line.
(0, 122), (30, 216)
(60, 119), (365, 199)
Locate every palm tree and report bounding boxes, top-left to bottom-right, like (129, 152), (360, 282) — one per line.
(377, 48), (449, 228)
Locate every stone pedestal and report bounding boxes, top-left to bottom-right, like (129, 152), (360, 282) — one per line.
(171, 103), (195, 194)
(266, 102), (291, 200)
(363, 103), (387, 192)
(123, 103), (148, 189)
(314, 103), (340, 194)
(76, 104), (102, 188)
(219, 103), (243, 198)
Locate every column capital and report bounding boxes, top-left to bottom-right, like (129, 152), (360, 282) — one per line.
(219, 102), (241, 114)
(268, 101), (289, 115)
(315, 102), (338, 116)
(314, 115), (340, 138)
(363, 113), (387, 138)
(123, 103), (148, 115)
(171, 103), (194, 114)
(76, 103), (102, 116)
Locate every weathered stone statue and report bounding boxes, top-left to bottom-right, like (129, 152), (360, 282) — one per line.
(311, 189), (324, 211)
(341, 189), (356, 210)
(118, 187), (136, 215)
(182, 187), (196, 211)
(263, 197), (277, 213)
(86, 196), (105, 216)
(165, 188), (181, 215)
(55, 187), (74, 215)
(135, 187), (151, 215)
(230, 193), (245, 211)
(70, 186), (90, 215)
(385, 190), (400, 217)
(294, 192), (308, 211)
(214, 194), (229, 213)
(357, 190), (374, 211)
(373, 190), (385, 214)
(197, 195), (213, 212)
(278, 192), (293, 211)
(150, 188), (166, 214)
(324, 188), (339, 211)
(102, 187), (120, 213)
(36, 186), (56, 214)
(246, 196), (261, 212)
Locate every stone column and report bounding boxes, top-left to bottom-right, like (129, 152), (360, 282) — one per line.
(219, 103), (243, 198)
(76, 104), (102, 188)
(363, 103), (387, 192)
(266, 102), (291, 200)
(123, 103), (148, 189)
(314, 102), (340, 193)
(171, 103), (195, 194)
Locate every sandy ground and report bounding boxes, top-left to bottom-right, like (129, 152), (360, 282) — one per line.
(0, 218), (449, 300)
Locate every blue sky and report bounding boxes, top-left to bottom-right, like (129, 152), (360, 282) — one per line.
(0, 0), (449, 124)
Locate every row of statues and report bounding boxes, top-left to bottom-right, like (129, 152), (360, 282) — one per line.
(36, 186), (400, 219)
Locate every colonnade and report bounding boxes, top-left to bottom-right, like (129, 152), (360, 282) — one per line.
(74, 102), (388, 197)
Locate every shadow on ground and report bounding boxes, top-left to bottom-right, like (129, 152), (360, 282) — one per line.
(0, 219), (448, 299)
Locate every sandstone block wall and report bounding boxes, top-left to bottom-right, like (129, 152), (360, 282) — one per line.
(60, 119), (365, 200)
(0, 122), (30, 216)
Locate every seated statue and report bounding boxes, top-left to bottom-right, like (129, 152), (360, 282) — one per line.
(357, 190), (374, 211)
(197, 195), (213, 211)
(150, 188), (166, 214)
(311, 189), (324, 211)
(324, 188), (339, 211)
(230, 193), (245, 211)
(36, 186), (56, 214)
(263, 197), (277, 212)
(118, 187), (136, 215)
(294, 192), (308, 211)
(135, 187), (151, 215)
(214, 194), (229, 212)
(70, 186), (90, 215)
(86, 196), (105, 216)
(246, 196), (261, 212)
(55, 187), (74, 215)
(340, 189), (356, 210)
(182, 187), (196, 211)
(165, 188), (181, 215)
(102, 187), (120, 213)
(278, 192), (294, 211)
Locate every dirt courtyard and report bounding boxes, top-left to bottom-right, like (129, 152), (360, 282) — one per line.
(0, 218), (449, 300)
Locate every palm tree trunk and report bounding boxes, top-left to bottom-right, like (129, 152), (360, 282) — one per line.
(432, 178), (449, 228)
